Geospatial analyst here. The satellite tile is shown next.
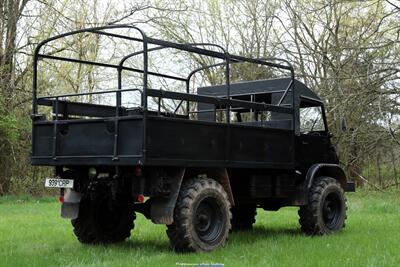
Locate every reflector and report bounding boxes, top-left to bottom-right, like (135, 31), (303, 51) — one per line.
(137, 194), (145, 203)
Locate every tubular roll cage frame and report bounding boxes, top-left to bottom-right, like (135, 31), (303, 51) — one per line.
(32, 24), (296, 162)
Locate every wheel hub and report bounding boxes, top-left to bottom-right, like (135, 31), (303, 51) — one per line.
(322, 192), (342, 229)
(194, 197), (223, 244)
(196, 209), (211, 232)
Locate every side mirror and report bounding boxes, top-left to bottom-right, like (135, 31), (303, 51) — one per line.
(341, 118), (348, 132)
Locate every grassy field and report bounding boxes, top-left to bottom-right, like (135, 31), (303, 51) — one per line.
(0, 190), (399, 267)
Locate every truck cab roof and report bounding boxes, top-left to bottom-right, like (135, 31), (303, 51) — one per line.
(198, 77), (322, 106)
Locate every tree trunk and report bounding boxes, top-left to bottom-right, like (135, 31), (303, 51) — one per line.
(0, 0), (28, 195)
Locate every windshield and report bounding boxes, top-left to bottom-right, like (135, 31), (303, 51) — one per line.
(300, 105), (326, 133)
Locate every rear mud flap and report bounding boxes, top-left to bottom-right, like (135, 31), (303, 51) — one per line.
(61, 203), (80, 219)
(150, 168), (185, 225)
(61, 189), (82, 219)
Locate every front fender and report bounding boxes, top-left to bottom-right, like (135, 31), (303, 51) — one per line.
(305, 164), (354, 192)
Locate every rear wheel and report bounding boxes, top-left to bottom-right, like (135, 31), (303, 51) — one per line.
(71, 186), (135, 244)
(298, 176), (347, 235)
(166, 177), (231, 252)
(230, 204), (257, 231)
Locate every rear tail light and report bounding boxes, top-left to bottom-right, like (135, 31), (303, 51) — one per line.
(134, 166), (142, 177)
(137, 194), (145, 203)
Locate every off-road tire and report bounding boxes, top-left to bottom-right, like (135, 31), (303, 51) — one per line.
(166, 177), (231, 252)
(71, 188), (135, 244)
(298, 176), (347, 235)
(230, 205), (257, 231)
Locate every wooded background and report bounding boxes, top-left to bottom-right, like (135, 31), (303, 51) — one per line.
(0, 0), (399, 195)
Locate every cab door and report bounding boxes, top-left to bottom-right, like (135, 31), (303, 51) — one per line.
(296, 98), (330, 169)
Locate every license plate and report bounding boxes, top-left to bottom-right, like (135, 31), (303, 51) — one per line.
(45, 178), (74, 188)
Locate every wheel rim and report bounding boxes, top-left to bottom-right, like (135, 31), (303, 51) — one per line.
(322, 192), (342, 229)
(194, 197), (224, 244)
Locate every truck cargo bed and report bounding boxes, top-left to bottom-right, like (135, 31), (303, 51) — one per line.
(32, 115), (294, 168)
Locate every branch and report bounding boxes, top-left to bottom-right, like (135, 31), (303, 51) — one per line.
(350, 169), (384, 192)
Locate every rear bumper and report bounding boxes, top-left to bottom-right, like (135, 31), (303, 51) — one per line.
(346, 181), (356, 192)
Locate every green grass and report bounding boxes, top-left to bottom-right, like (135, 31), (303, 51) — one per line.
(0, 190), (399, 267)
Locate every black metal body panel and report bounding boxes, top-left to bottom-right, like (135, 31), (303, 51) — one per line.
(32, 115), (294, 169)
(296, 134), (331, 170)
(32, 117), (143, 165)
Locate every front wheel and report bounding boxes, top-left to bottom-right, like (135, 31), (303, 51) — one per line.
(298, 176), (347, 235)
(166, 177), (231, 252)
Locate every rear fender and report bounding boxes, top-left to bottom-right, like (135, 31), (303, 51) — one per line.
(202, 168), (235, 206)
(150, 168), (185, 225)
(149, 167), (234, 225)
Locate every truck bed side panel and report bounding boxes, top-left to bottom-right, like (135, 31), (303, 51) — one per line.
(146, 117), (294, 167)
(230, 125), (293, 164)
(146, 117), (226, 161)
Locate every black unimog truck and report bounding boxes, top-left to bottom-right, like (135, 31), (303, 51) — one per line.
(32, 25), (355, 252)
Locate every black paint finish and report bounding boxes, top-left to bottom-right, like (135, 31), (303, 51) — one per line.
(31, 25), (351, 212)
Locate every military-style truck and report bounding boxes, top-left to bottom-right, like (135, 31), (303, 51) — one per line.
(31, 25), (355, 252)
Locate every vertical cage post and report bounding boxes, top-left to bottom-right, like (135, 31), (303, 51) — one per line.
(225, 55), (231, 124)
(141, 35), (149, 162)
(290, 68), (296, 164)
(186, 80), (190, 117)
(52, 97), (59, 159)
(117, 67), (122, 110)
(214, 105), (217, 122)
(31, 54), (39, 156)
(290, 69), (296, 134)
(113, 67), (123, 161)
(157, 91), (162, 115)
(32, 56), (38, 115)
(225, 54), (231, 163)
